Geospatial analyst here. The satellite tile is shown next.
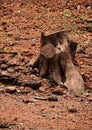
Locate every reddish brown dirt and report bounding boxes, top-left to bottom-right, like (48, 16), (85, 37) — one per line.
(0, 0), (92, 129)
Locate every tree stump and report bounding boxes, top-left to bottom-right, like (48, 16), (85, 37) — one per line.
(30, 30), (85, 94)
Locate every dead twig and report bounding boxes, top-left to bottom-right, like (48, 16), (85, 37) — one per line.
(0, 51), (18, 55)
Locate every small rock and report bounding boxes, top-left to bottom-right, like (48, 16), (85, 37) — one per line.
(0, 88), (4, 93)
(52, 88), (65, 95)
(87, 97), (92, 102)
(39, 86), (46, 92)
(77, 5), (81, 11)
(50, 105), (55, 108)
(85, 18), (92, 22)
(7, 68), (14, 73)
(23, 77), (41, 89)
(8, 58), (19, 66)
(0, 118), (9, 128)
(0, 121), (9, 128)
(18, 10), (21, 13)
(68, 107), (77, 113)
(87, 6), (91, 10)
(5, 86), (16, 93)
(48, 95), (58, 102)
(0, 71), (17, 84)
(31, 37), (37, 42)
(31, 43), (36, 46)
(0, 70), (10, 77)
(0, 64), (8, 70)
(23, 99), (30, 104)
(1, 22), (7, 26)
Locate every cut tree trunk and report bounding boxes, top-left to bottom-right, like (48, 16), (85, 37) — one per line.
(30, 30), (85, 94)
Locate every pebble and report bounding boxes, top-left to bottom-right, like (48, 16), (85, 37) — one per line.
(23, 77), (41, 89)
(0, 88), (4, 93)
(68, 107), (77, 113)
(87, 6), (91, 10)
(48, 95), (58, 102)
(52, 88), (64, 95)
(77, 5), (81, 11)
(0, 64), (8, 69)
(31, 38), (37, 42)
(7, 68), (14, 73)
(5, 86), (16, 93)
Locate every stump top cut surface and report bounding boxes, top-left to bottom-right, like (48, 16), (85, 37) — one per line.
(41, 43), (56, 59)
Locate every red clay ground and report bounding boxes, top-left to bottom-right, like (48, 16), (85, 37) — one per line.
(0, 0), (92, 129)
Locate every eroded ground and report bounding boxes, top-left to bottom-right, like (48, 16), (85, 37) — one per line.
(0, 0), (92, 129)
